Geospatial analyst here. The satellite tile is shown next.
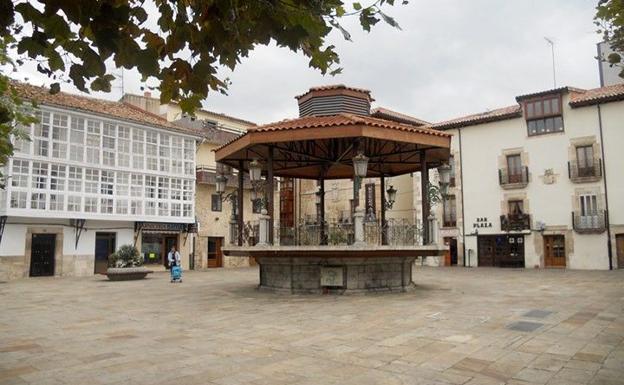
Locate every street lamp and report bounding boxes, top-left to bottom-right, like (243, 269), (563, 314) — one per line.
(437, 163), (451, 195)
(249, 159), (262, 183)
(215, 175), (227, 194)
(384, 185), (397, 209)
(315, 188), (323, 205)
(352, 152), (369, 178)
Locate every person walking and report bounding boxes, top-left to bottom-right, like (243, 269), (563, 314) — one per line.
(167, 246), (182, 282)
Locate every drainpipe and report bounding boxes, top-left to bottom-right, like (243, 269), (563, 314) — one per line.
(458, 128), (467, 267)
(597, 104), (613, 270)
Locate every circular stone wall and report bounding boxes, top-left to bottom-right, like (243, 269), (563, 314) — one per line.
(256, 256), (416, 294)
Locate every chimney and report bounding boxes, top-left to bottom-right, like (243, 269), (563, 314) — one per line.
(144, 91), (152, 98)
(295, 84), (373, 117)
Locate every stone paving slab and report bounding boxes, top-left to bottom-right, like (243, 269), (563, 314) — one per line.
(1, 267), (624, 384)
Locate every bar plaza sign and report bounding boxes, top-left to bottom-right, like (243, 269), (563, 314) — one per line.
(473, 217), (492, 229)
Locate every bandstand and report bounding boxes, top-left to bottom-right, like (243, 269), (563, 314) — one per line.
(214, 85), (452, 294)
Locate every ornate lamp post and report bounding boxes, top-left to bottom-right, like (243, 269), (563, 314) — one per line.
(352, 152), (369, 246)
(384, 185), (397, 209)
(437, 163), (451, 195)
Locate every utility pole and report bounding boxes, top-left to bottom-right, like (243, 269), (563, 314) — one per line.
(544, 37), (556, 88)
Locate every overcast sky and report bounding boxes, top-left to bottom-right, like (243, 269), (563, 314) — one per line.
(13, 0), (601, 125)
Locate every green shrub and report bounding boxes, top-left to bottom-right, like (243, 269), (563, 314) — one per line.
(108, 245), (144, 268)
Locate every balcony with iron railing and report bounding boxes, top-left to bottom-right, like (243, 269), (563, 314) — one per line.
(443, 213), (457, 228)
(500, 213), (531, 232)
(196, 165), (252, 189)
(572, 210), (607, 233)
(498, 166), (529, 189)
(568, 159), (602, 183)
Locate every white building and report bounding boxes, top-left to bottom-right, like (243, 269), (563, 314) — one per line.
(430, 84), (624, 270)
(0, 83), (201, 280)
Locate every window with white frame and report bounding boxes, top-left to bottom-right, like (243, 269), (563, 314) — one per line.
(132, 128), (145, 169)
(183, 203), (192, 217)
(102, 122), (116, 166)
(100, 198), (113, 214)
(100, 171), (114, 195)
(67, 196), (81, 212)
(146, 131), (158, 171)
(171, 202), (181, 217)
(10, 191), (27, 208)
(68, 166), (82, 192)
(158, 201), (169, 216)
(184, 161), (194, 176)
(14, 124), (31, 154)
(184, 139), (194, 160)
(159, 134), (170, 158)
(183, 179), (193, 201)
(145, 200), (156, 215)
(171, 159), (183, 174)
(117, 125), (131, 167)
(159, 158), (170, 172)
(116, 198), (128, 214)
(131, 200), (142, 215)
(31, 192), (46, 210)
(145, 175), (156, 199)
(69, 116), (85, 162)
(34, 111), (50, 157)
(84, 197), (97, 213)
(131, 174), (143, 197)
(171, 137), (183, 159)
(85, 168), (99, 194)
(50, 164), (66, 191)
(51, 113), (68, 159)
(86, 120), (101, 164)
(32, 162), (48, 190)
(158, 177), (169, 200)
(49, 193), (64, 211)
(170, 178), (182, 200)
(11, 159), (29, 188)
(116, 172), (129, 196)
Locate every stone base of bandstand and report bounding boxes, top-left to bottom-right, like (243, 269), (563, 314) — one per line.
(256, 256), (416, 294)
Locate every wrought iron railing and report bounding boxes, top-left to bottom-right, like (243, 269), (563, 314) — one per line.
(568, 159), (602, 181)
(572, 210), (607, 233)
(499, 166), (529, 186)
(500, 213), (531, 231)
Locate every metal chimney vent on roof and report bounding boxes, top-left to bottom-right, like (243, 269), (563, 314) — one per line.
(295, 85), (373, 117)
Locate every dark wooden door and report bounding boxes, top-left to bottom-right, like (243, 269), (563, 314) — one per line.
(95, 233), (116, 274)
(616, 234), (624, 269)
(478, 235), (524, 267)
(449, 238), (458, 265)
(544, 235), (566, 267)
(30, 234), (56, 277)
(477, 235), (496, 267)
(207, 237), (223, 268)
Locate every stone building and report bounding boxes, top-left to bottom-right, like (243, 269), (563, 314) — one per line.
(0, 83), (201, 281)
(430, 84), (624, 269)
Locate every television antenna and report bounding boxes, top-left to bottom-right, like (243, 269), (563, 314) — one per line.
(544, 37), (556, 88)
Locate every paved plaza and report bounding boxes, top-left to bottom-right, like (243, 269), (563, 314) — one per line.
(1, 267), (624, 385)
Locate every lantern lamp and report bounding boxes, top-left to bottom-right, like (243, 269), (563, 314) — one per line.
(215, 175), (227, 194)
(437, 163), (452, 195)
(386, 185), (397, 207)
(352, 152), (369, 178)
(249, 159), (262, 182)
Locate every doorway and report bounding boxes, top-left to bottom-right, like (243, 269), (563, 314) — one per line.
(616, 234), (624, 269)
(164, 236), (178, 268)
(95, 233), (116, 274)
(207, 237), (223, 268)
(443, 237), (458, 266)
(477, 234), (525, 267)
(30, 234), (56, 277)
(544, 235), (566, 268)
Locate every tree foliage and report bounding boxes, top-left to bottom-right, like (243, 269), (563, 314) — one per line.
(595, 0), (624, 78)
(1, 0), (407, 113)
(0, 34), (36, 185)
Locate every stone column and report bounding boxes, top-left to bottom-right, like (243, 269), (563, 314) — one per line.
(428, 213), (438, 245)
(258, 209), (270, 246)
(353, 208), (366, 246)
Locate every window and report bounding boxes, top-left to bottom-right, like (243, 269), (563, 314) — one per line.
(183, 204), (193, 217)
(158, 201), (169, 216)
(508, 200), (524, 215)
(211, 194), (222, 212)
(49, 194), (64, 211)
(68, 166), (83, 192)
(34, 111), (50, 157)
(171, 178), (182, 200)
(525, 95), (564, 136)
(159, 158), (170, 172)
(100, 198), (113, 214)
(32, 162), (48, 190)
(146, 131), (158, 171)
(172, 160), (183, 174)
(68, 196), (81, 212)
(10, 191), (27, 208)
(449, 155), (456, 187)
(579, 194), (598, 217)
(183, 179), (193, 201)
(11, 160), (29, 188)
(171, 203), (181, 217)
(184, 139), (194, 160)
(69, 116), (85, 162)
(85, 168), (99, 194)
(158, 177), (169, 199)
(116, 199), (128, 214)
(443, 195), (457, 227)
(159, 134), (170, 158)
(506, 154), (523, 183)
(132, 128), (145, 169)
(184, 161), (194, 176)
(14, 124), (31, 154)
(51, 113), (68, 159)
(576, 145), (594, 175)
(131, 200), (142, 215)
(50, 165), (66, 191)
(131, 174), (143, 197)
(86, 120), (101, 164)
(30, 193), (46, 209)
(145, 176), (156, 199)
(84, 197), (97, 213)
(100, 171), (114, 195)
(117, 126), (131, 167)
(116, 172), (129, 196)
(171, 137), (183, 159)
(145, 201), (156, 215)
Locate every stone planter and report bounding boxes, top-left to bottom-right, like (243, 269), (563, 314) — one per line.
(106, 267), (153, 281)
